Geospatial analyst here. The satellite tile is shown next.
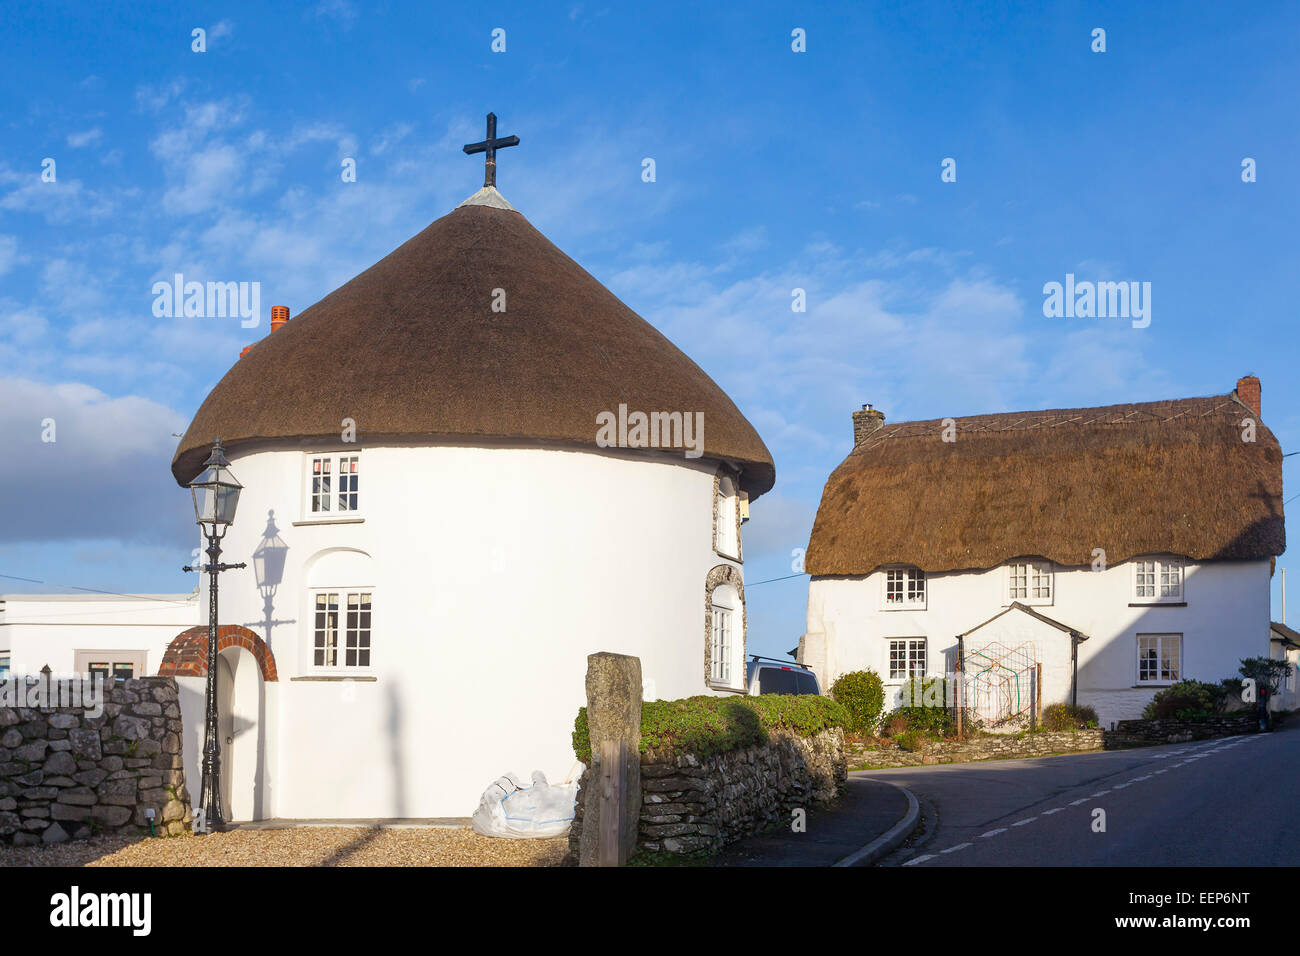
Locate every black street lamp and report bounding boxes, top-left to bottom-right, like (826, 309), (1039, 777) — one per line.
(182, 437), (246, 833)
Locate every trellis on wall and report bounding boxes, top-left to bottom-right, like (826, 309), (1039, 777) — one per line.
(962, 641), (1039, 730)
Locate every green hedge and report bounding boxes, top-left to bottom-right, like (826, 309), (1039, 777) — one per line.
(830, 670), (886, 735)
(573, 694), (848, 763)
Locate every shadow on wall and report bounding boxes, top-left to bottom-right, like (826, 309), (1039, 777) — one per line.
(387, 683), (406, 818)
(249, 510), (293, 659)
(1076, 562), (1271, 727)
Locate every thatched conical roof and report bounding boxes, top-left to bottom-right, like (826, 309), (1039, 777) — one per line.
(807, 392), (1284, 576)
(172, 189), (775, 497)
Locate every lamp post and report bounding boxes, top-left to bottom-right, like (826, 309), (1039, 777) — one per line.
(182, 438), (246, 833)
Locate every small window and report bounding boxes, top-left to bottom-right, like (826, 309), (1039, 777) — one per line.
(313, 590), (372, 669)
(1137, 634), (1181, 684)
(308, 454), (361, 516)
(1008, 560), (1053, 605)
(889, 638), (927, 681)
(883, 568), (926, 609)
(0, 655), (8, 680)
(1134, 556), (1183, 602)
(714, 477), (739, 558)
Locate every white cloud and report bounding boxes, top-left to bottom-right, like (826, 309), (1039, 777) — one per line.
(0, 378), (191, 544)
(0, 235), (17, 275)
(66, 128), (103, 149)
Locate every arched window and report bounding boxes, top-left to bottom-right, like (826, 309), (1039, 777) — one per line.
(705, 565), (746, 691)
(304, 549), (375, 672)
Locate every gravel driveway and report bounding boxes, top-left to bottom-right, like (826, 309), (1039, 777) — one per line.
(0, 827), (567, 867)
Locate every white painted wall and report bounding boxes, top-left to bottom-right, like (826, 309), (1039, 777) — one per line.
(805, 558), (1273, 728)
(196, 440), (744, 819)
(0, 594), (199, 677)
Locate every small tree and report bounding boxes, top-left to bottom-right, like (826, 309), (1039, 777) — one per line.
(830, 670), (886, 736)
(1237, 656), (1290, 697)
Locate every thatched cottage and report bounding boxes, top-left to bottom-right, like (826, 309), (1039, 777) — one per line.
(159, 183), (774, 820)
(802, 377), (1284, 729)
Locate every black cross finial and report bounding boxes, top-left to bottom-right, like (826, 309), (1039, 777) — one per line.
(462, 112), (519, 189)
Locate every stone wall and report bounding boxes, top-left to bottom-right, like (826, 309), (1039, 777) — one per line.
(847, 717), (1261, 768)
(0, 676), (192, 845)
(849, 730), (1106, 768)
(1107, 714), (1257, 746)
(569, 727), (846, 857)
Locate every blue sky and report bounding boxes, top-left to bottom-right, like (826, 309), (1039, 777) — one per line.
(0, 1), (1296, 658)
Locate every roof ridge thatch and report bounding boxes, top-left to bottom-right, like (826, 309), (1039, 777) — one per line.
(807, 391), (1284, 576)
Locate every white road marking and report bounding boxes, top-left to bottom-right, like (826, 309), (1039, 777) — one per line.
(979, 828), (1007, 839)
(940, 842), (972, 854)
(1012, 817), (1036, 827)
(1090, 790), (1111, 797)
(1068, 798), (1089, 806)
(903, 854), (935, 866)
(1042, 808), (1064, 815)
(1152, 769), (1168, 774)
(1132, 775), (1152, 782)
(1112, 783), (1129, 789)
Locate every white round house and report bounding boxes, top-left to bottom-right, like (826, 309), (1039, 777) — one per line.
(166, 185), (775, 821)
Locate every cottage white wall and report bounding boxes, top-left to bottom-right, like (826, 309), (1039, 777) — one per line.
(806, 558), (1272, 728)
(0, 596), (199, 677)
(203, 441), (742, 819)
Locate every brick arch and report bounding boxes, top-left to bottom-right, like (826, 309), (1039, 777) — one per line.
(158, 625), (278, 682)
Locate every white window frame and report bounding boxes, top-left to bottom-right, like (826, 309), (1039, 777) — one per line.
(710, 604), (734, 685)
(1132, 556), (1184, 603)
(74, 650), (146, 680)
(882, 567), (926, 610)
(714, 478), (740, 560)
(1006, 560), (1053, 606)
(1136, 633), (1181, 685)
(304, 452), (363, 520)
(887, 638), (927, 682)
(0, 651), (9, 680)
(309, 588), (374, 671)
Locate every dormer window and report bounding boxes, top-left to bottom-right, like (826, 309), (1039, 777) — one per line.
(1007, 560), (1053, 606)
(1133, 556), (1183, 603)
(883, 567), (926, 609)
(714, 475), (740, 560)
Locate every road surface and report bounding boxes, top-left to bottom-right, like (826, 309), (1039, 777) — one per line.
(861, 726), (1300, 866)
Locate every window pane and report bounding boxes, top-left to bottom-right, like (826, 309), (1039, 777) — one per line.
(758, 667), (799, 695)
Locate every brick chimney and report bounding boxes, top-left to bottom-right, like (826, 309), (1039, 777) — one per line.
(1236, 375), (1261, 417)
(271, 305), (290, 333)
(852, 404), (886, 446)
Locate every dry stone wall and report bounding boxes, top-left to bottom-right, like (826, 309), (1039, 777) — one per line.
(570, 727), (846, 857)
(0, 676), (192, 845)
(848, 716), (1261, 768)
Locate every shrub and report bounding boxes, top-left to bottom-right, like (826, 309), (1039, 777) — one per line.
(1142, 680), (1222, 721)
(1042, 703), (1100, 731)
(572, 693), (848, 763)
(894, 731), (926, 753)
(830, 670), (886, 735)
(884, 714), (910, 738)
(886, 677), (954, 737)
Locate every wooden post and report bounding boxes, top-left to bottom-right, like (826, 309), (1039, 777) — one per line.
(1035, 662), (1043, 727)
(955, 636), (964, 740)
(597, 739), (625, 867)
(578, 652), (642, 867)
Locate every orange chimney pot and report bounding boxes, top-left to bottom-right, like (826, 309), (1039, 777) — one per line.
(271, 305), (290, 333)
